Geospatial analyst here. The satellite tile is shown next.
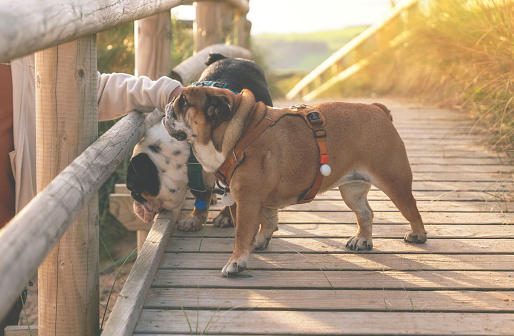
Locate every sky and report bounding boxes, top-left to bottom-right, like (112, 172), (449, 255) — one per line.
(247, 0), (398, 34)
(172, 0), (399, 35)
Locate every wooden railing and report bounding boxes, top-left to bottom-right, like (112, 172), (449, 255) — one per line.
(286, 0), (419, 101)
(0, 1), (250, 335)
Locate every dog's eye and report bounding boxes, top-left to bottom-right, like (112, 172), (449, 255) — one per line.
(181, 95), (189, 107)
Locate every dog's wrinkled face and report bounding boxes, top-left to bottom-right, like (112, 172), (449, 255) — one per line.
(126, 122), (190, 222)
(163, 87), (234, 146)
(163, 87), (239, 173)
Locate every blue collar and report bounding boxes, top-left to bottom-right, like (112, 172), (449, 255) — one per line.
(189, 81), (239, 95)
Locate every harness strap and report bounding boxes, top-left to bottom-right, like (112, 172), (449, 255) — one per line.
(215, 104), (328, 204)
(190, 81), (239, 95)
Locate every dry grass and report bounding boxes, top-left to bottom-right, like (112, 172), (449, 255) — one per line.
(334, 0), (514, 153)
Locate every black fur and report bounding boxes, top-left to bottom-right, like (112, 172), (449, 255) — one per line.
(127, 153), (160, 203)
(200, 53), (273, 107)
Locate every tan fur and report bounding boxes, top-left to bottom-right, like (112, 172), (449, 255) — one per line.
(164, 87), (427, 277)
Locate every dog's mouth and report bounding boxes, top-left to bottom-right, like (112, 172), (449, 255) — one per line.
(133, 200), (159, 223)
(162, 117), (188, 141)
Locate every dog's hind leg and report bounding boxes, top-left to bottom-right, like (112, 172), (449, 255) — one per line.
(253, 207), (279, 251)
(375, 175), (427, 244)
(339, 181), (374, 251)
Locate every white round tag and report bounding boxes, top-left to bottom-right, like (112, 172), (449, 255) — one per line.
(320, 164), (332, 176)
(221, 193), (235, 206)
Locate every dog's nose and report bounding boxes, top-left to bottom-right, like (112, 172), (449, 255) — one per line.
(174, 131), (187, 141)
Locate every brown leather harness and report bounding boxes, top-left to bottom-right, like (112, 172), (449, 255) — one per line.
(215, 104), (328, 204)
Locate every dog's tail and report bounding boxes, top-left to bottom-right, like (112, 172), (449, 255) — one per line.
(372, 103), (393, 122)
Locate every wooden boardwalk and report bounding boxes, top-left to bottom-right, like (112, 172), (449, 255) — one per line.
(126, 99), (514, 335)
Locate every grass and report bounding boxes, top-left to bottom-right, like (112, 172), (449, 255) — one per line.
(326, 0), (514, 153)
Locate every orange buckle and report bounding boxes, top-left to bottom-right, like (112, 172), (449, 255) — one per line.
(320, 154), (329, 164)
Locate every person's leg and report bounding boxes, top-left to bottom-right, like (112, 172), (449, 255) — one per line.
(0, 63), (21, 336)
(0, 63), (15, 228)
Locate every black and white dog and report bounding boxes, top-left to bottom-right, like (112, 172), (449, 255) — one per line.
(126, 54), (272, 231)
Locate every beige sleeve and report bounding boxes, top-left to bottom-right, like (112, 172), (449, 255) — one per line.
(97, 72), (182, 121)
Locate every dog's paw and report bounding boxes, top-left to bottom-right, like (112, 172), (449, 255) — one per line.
(212, 208), (235, 228)
(177, 214), (206, 232)
(221, 255), (248, 277)
(346, 235), (373, 251)
(252, 233), (272, 251)
(404, 230), (427, 244)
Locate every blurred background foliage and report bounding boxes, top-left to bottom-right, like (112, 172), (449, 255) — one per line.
(324, 0), (513, 151)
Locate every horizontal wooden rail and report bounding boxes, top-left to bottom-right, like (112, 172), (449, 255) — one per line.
(171, 43), (252, 84)
(286, 0), (418, 100)
(0, 0), (249, 63)
(0, 110), (162, 321)
(101, 207), (183, 336)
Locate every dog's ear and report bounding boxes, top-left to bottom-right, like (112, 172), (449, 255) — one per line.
(205, 53), (227, 66)
(205, 95), (232, 122)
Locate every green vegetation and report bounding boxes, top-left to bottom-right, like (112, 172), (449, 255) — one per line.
(253, 26), (367, 72)
(329, 0), (513, 152)
(252, 26), (367, 98)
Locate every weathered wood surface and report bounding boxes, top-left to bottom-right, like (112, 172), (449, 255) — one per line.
(4, 326), (38, 336)
(0, 0), (249, 63)
(130, 99), (513, 335)
(36, 37), (99, 336)
(0, 110), (149, 321)
(101, 207), (184, 336)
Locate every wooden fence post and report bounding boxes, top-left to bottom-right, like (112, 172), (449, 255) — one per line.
(134, 11), (172, 252)
(194, 2), (224, 52)
(36, 36), (99, 336)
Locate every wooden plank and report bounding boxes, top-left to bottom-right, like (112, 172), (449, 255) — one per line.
(101, 207), (183, 336)
(173, 210), (513, 224)
(410, 164), (512, 173)
(160, 253), (514, 271)
(152, 269), (514, 290)
(174, 198), (514, 213)
(407, 156), (507, 165)
(178, 210), (513, 225)
(165, 237), (514, 254)
(170, 223), (514, 239)
(284, 200), (513, 213)
(135, 310), (514, 335)
(109, 194), (150, 231)
(275, 212), (513, 224)
(4, 326), (38, 336)
(115, 183), (507, 201)
(314, 190), (512, 202)
(145, 288), (514, 312)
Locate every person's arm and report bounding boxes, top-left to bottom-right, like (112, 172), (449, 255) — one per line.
(97, 72), (183, 121)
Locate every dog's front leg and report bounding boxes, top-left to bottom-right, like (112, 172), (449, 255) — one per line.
(221, 200), (262, 277)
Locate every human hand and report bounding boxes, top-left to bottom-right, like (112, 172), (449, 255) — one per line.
(169, 85), (185, 103)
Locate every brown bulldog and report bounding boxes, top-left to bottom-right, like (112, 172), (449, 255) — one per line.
(163, 87), (427, 277)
